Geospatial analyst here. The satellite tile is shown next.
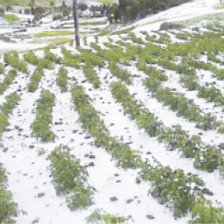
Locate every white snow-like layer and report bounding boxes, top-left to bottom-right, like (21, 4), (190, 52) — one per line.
(130, 0), (224, 33)
(0, 64), (192, 224)
(70, 63), (224, 209)
(1, 0), (224, 223)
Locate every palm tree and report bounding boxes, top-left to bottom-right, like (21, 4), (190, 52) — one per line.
(73, 0), (80, 47)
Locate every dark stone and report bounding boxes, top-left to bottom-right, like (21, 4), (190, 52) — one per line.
(88, 162), (95, 167)
(202, 188), (213, 196)
(146, 214), (155, 220)
(126, 199), (133, 204)
(54, 122), (63, 125)
(218, 143), (224, 150)
(32, 218), (39, 224)
(89, 155), (96, 159)
(29, 145), (35, 149)
(84, 136), (91, 139)
(136, 178), (141, 184)
(3, 148), (8, 153)
(110, 196), (118, 202)
(114, 173), (119, 177)
(37, 193), (45, 198)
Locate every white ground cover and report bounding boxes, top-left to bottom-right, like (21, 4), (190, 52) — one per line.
(1, 0), (224, 223)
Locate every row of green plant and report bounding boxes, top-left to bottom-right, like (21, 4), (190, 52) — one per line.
(71, 84), (224, 221)
(44, 49), (62, 64)
(0, 164), (18, 223)
(27, 68), (44, 92)
(110, 81), (224, 174)
(144, 54), (224, 107)
(31, 90), (55, 142)
(0, 93), (20, 139)
(86, 209), (126, 224)
(4, 51), (27, 73)
(119, 30), (224, 109)
(56, 67), (68, 92)
(0, 63), (3, 74)
(61, 47), (81, 69)
(23, 51), (53, 69)
(0, 70), (17, 95)
(48, 145), (94, 210)
(82, 65), (101, 88)
(109, 63), (132, 84)
(137, 62), (224, 132)
(71, 84), (141, 169)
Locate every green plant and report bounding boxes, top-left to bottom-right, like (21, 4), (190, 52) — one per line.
(110, 81), (224, 174)
(0, 93), (20, 138)
(0, 164), (18, 223)
(0, 63), (3, 74)
(56, 67), (68, 92)
(27, 68), (44, 92)
(49, 145), (94, 210)
(87, 209), (126, 224)
(190, 198), (224, 224)
(61, 47), (80, 69)
(0, 70), (17, 95)
(32, 90), (55, 142)
(141, 165), (204, 218)
(4, 51), (27, 72)
(71, 85), (141, 169)
(109, 63), (131, 84)
(24, 51), (53, 69)
(83, 65), (101, 88)
(44, 49), (62, 64)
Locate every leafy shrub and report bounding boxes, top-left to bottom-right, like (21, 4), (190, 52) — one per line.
(80, 49), (105, 67)
(24, 51), (53, 69)
(32, 90), (55, 142)
(0, 70), (17, 95)
(61, 47), (81, 69)
(87, 209), (126, 224)
(83, 65), (101, 88)
(141, 164), (204, 218)
(109, 63), (132, 84)
(56, 67), (68, 92)
(0, 93), (20, 138)
(27, 68), (44, 92)
(49, 145), (94, 210)
(198, 86), (224, 105)
(44, 49), (62, 64)
(4, 51), (27, 72)
(0, 165), (18, 223)
(0, 63), (3, 74)
(190, 198), (224, 224)
(194, 147), (223, 172)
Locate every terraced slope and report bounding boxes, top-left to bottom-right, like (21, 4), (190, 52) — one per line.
(0, 12), (224, 224)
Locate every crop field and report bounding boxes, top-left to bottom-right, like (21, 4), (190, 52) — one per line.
(0, 15), (224, 224)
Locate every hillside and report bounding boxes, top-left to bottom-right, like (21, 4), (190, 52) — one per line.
(0, 0), (224, 224)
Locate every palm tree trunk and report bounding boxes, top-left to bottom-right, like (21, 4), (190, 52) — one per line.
(73, 0), (80, 47)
